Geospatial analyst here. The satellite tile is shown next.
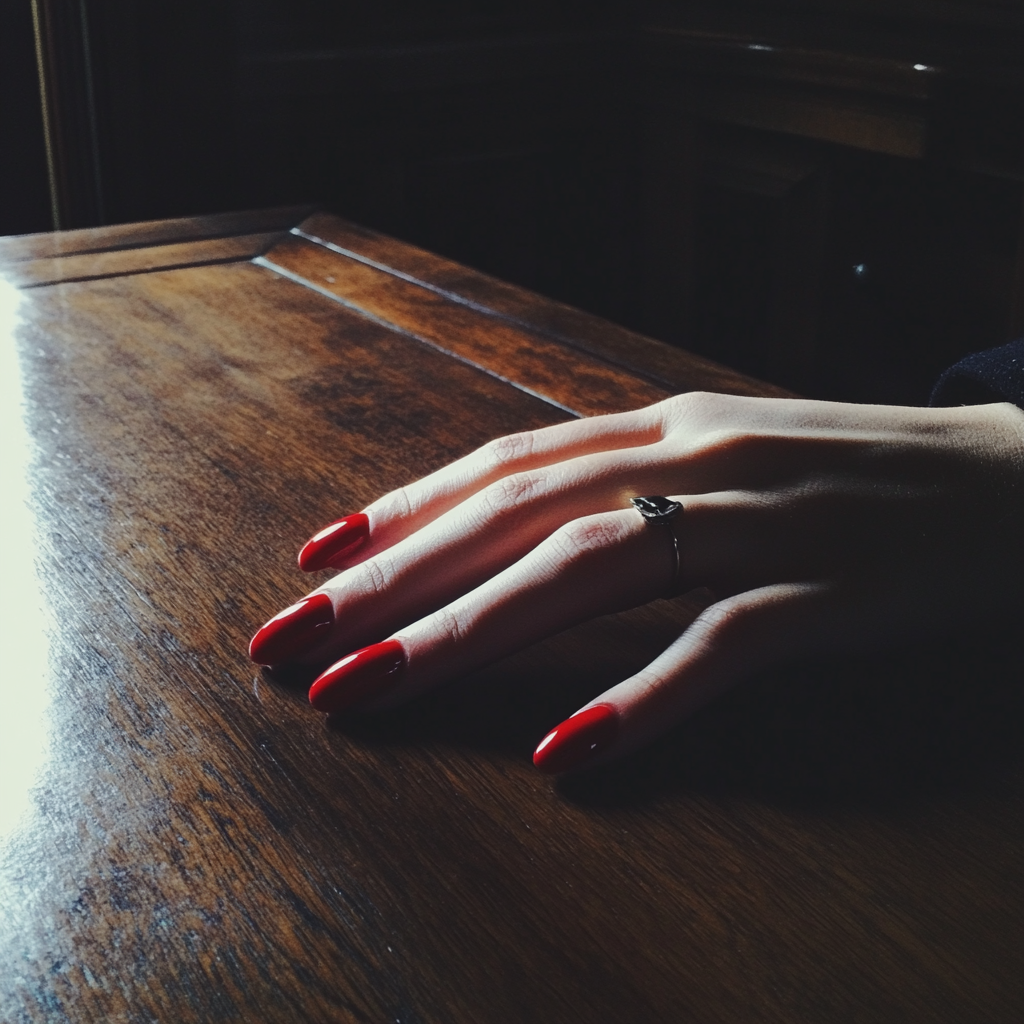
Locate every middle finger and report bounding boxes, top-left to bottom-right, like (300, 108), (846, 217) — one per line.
(252, 443), (674, 666)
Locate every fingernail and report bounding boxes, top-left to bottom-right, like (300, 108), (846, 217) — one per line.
(309, 639), (405, 714)
(298, 513), (370, 572)
(249, 593), (334, 665)
(533, 704), (619, 774)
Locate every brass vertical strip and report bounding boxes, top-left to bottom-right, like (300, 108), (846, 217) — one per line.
(30, 0), (63, 230)
(77, 0), (105, 225)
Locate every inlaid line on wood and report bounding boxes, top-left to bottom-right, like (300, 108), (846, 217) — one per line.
(0, 204), (316, 264)
(292, 225), (698, 397)
(292, 226), (532, 323)
(9, 231), (288, 288)
(260, 234), (671, 415)
(293, 211), (795, 401)
(252, 255), (583, 418)
(17, 253), (273, 289)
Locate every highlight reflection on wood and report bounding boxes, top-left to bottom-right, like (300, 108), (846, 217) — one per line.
(0, 207), (1021, 1023)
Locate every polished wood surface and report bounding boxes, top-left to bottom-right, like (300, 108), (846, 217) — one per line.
(0, 207), (1021, 1023)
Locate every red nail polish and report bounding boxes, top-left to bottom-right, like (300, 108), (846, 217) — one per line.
(309, 639), (405, 714)
(533, 704), (619, 774)
(249, 593), (334, 665)
(298, 513), (369, 572)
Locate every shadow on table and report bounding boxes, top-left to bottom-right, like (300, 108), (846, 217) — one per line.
(557, 632), (1024, 812)
(265, 605), (1024, 812)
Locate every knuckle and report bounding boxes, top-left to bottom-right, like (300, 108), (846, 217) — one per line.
(480, 431), (536, 471)
(664, 390), (742, 436)
(691, 596), (755, 647)
(429, 606), (465, 648)
(667, 390), (722, 420)
(356, 555), (390, 598)
(373, 484), (414, 520)
(478, 469), (547, 517)
(550, 514), (625, 562)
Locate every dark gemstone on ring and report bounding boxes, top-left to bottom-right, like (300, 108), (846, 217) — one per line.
(630, 495), (683, 526)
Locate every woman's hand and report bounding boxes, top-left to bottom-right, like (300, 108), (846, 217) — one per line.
(249, 392), (1024, 773)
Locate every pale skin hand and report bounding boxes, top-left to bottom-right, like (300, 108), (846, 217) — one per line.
(287, 392), (1024, 766)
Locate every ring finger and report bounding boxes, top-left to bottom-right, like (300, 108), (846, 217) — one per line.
(307, 504), (680, 714)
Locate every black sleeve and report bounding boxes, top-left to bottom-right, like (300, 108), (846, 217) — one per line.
(930, 338), (1024, 408)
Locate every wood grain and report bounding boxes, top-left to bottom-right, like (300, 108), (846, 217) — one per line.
(260, 233), (671, 417)
(0, 210), (1021, 1023)
(5, 231), (285, 288)
(0, 204), (314, 264)
(294, 211), (793, 400)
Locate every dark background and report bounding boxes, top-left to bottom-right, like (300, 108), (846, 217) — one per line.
(5, 0), (1024, 403)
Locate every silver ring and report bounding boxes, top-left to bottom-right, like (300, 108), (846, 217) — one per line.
(630, 495), (683, 596)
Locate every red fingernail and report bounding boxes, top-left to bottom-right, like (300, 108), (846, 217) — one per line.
(249, 593), (334, 665)
(533, 704), (619, 774)
(298, 513), (369, 572)
(309, 639), (405, 714)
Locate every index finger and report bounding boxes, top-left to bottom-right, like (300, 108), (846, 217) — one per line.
(298, 401), (669, 572)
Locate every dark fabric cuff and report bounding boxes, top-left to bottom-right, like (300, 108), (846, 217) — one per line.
(930, 338), (1024, 408)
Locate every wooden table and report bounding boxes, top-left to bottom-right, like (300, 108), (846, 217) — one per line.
(0, 206), (1021, 1023)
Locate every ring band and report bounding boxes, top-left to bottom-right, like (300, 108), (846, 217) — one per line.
(630, 495), (683, 596)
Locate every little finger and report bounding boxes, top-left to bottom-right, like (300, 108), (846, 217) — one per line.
(533, 581), (849, 773)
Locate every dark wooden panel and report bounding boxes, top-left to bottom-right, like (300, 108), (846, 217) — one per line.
(260, 232), (671, 416)
(694, 82), (928, 158)
(295, 212), (793, 398)
(638, 12), (1024, 401)
(642, 24), (937, 160)
(644, 25), (941, 100)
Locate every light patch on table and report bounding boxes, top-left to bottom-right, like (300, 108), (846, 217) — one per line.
(0, 277), (52, 848)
